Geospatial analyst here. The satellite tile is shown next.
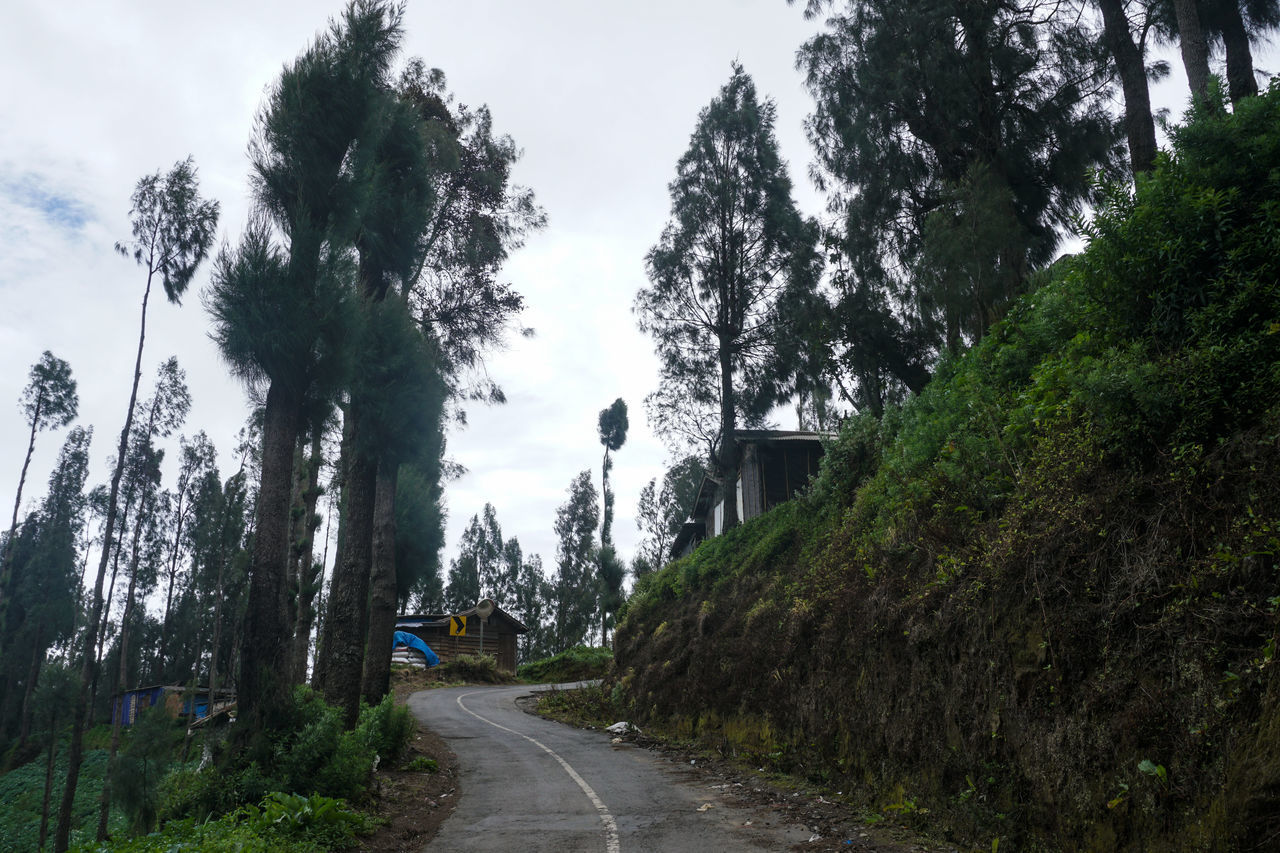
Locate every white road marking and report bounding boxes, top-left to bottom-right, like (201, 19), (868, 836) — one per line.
(456, 690), (621, 853)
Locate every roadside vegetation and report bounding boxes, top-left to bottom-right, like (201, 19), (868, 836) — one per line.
(613, 88), (1280, 851)
(518, 646), (613, 684)
(0, 689), (415, 853)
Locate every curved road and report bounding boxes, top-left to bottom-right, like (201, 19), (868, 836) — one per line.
(407, 684), (815, 852)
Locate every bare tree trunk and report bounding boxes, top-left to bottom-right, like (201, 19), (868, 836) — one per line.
(55, 267), (155, 853)
(97, 501), (149, 841)
(155, 481), (191, 679)
(361, 460), (399, 705)
(316, 437), (376, 728)
(1220, 0), (1258, 103)
(237, 379), (302, 741)
(39, 706), (60, 852)
(206, 566), (224, 728)
(93, 517), (129, 680)
(1097, 0), (1158, 175)
(292, 427), (325, 684)
(717, 332), (739, 532)
(285, 438), (306, 650)
(0, 395), (43, 625)
(1174, 0), (1212, 105)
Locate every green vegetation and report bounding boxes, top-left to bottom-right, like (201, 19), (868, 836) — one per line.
(518, 646), (613, 683)
(0, 748), (122, 853)
(162, 688), (413, 823)
(0, 688), (411, 853)
(615, 87), (1280, 850)
(535, 683), (621, 730)
(435, 653), (513, 685)
(69, 792), (371, 853)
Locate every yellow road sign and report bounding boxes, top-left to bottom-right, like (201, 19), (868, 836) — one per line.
(449, 615), (467, 636)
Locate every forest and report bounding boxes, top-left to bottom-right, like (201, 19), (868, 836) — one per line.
(2, 0), (1277, 849)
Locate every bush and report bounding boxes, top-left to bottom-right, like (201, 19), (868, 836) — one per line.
(353, 695), (414, 765)
(74, 791), (371, 853)
(159, 687), (398, 823)
(437, 653), (510, 684)
(518, 646), (613, 683)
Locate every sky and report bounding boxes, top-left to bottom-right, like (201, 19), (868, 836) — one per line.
(0, 2), (1261, 598)
(0, 0), (829, 584)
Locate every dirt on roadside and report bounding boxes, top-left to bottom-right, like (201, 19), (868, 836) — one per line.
(516, 692), (959, 853)
(354, 668), (460, 852)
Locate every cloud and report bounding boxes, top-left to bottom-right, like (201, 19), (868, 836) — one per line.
(0, 171), (92, 232)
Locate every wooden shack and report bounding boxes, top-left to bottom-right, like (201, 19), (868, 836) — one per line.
(671, 429), (830, 559)
(395, 603), (527, 674)
(111, 685), (236, 725)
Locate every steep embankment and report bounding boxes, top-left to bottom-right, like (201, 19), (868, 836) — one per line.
(613, 90), (1280, 850)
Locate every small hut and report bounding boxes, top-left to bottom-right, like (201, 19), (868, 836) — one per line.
(111, 685), (236, 725)
(396, 602), (527, 674)
(671, 429), (831, 559)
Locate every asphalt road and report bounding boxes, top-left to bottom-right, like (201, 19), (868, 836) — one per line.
(407, 683), (817, 852)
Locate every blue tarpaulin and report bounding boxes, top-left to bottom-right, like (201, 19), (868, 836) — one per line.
(393, 630), (439, 667)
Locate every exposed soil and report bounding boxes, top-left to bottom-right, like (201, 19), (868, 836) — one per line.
(354, 668), (460, 852)
(355, 724), (459, 853)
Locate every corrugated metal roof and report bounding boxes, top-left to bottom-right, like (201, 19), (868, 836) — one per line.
(397, 602), (529, 634)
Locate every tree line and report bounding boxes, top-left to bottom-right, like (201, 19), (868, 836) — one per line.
(0, 2), (548, 849)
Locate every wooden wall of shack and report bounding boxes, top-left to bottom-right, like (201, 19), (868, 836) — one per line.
(397, 615), (519, 673)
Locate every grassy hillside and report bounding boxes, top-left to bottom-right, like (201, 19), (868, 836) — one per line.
(613, 87), (1280, 851)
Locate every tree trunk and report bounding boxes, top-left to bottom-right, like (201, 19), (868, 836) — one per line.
(39, 707), (60, 852)
(97, 503), (148, 841)
(1174, 0), (1212, 105)
(0, 394), (42, 627)
(361, 459), (399, 705)
(316, 435), (376, 728)
(717, 333), (739, 532)
(55, 267), (155, 853)
(206, 555), (225, 728)
(237, 378), (302, 742)
(17, 634), (44, 748)
(1220, 0), (1258, 103)
(155, 482), (191, 680)
(292, 427), (325, 684)
(1097, 0), (1158, 175)
(285, 437), (307, 649)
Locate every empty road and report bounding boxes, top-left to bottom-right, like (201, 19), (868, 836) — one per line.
(407, 683), (818, 852)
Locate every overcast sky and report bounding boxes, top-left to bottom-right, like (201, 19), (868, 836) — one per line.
(0, 0), (830, 585)
(0, 2), (1255, 596)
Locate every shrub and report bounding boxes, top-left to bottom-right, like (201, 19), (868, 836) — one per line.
(353, 696), (414, 764)
(437, 653), (509, 683)
(159, 687), (384, 822)
(518, 646), (613, 683)
(73, 791), (371, 853)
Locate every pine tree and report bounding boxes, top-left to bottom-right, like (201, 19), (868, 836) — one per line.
(57, 158), (216, 853)
(205, 1), (400, 740)
(637, 64), (818, 532)
(596, 399), (628, 643)
(97, 359), (190, 840)
(797, 0), (1120, 406)
(551, 472), (599, 652)
(1, 351), (77, 632)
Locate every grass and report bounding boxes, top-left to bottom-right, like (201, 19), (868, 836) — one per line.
(518, 646), (613, 683)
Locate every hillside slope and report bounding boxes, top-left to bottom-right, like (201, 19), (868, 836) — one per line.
(613, 88), (1280, 851)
